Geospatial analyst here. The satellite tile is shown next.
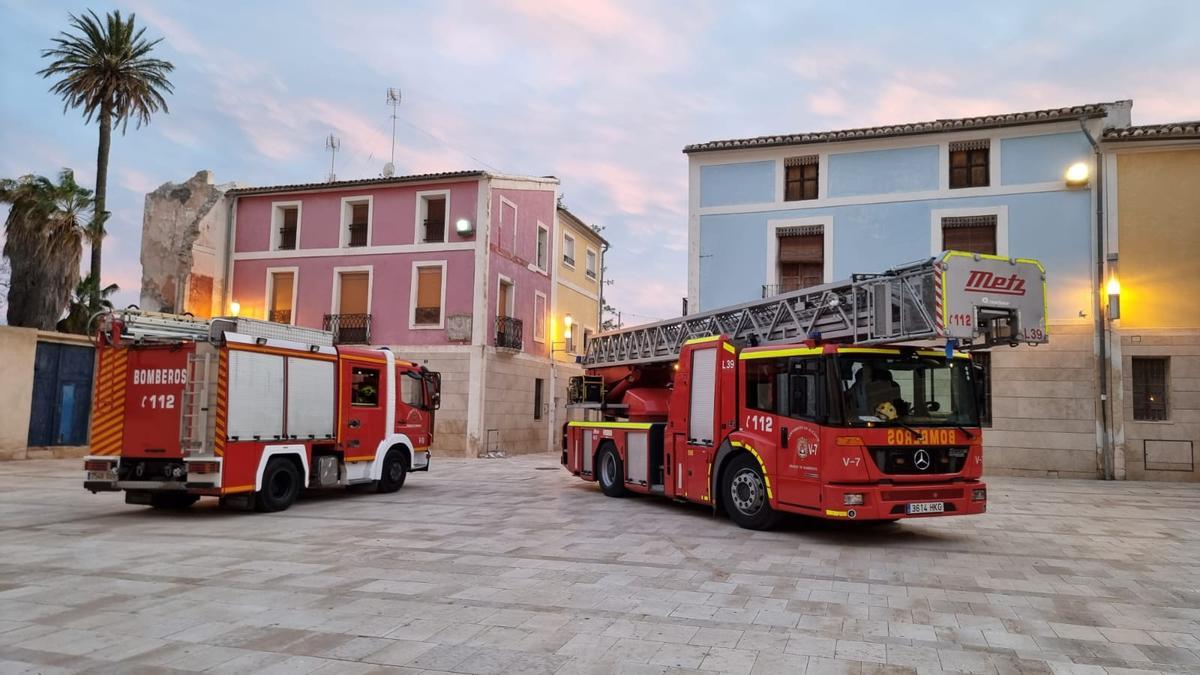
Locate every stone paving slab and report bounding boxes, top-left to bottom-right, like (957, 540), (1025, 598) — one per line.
(0, 456), (1197, 674)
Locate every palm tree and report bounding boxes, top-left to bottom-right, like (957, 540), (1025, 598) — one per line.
(0, 170), (93, 329)
(39, 9), (174, 288)
(58, 274), (119, 334)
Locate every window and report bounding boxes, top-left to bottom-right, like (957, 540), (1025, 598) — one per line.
(337, 271), (370, 315)
(585, 248), (597, 279)
(562, 233), (576, 267)
(1132, 357), (1168, 421)
(776, 225), (823, 293)
(973, 351), (992, 427)
(268, 270), (295, 324)
(401, 371), (424, 408)
(499, 198), (517, 253)
(942, 215), (997, 255)
(536, 223), (549, 271)
(350, 367), (380, 407)
(744, 357), (825, 420)
(784, 156), (819, 201)
(534, 292), (547, 342)
(342, 197), (371, 247)
(412, 263), (444, 328)
(583, 328), (593, 353)
(949, 140), (989, 189)
(418, 192), (448, 244)
(534, 378), (544, 420)
(274, 204), (300, 250)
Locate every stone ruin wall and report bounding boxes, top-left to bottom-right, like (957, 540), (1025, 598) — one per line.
(139, 170), (239, 318)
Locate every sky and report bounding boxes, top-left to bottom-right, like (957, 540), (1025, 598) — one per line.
(2, 0), (1198, 325)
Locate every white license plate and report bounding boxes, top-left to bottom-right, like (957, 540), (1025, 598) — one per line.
(87, 471), (113, 481)
(906, 501), (945, 514)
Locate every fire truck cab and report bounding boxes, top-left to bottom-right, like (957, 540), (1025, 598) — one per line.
(83, 311), (441, 512)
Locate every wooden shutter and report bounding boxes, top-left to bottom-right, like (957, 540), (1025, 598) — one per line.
(270, 272), (293, 314)
(338, 272), (369, 314)
(417, 267), (442, 310)
(941, 215), (996, 255)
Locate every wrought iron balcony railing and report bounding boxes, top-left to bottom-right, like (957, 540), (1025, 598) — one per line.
(495, 316), (523, 351)
(323, 313), (371, 344)
(347, 222), (368, 247)
(278, 227), (297, 250)
(761, 277), (811, 298)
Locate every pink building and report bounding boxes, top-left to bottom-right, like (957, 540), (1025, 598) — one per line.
(216, 170), (569, 456)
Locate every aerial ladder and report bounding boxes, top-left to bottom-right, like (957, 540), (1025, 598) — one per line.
(575, 251), (1047, 401)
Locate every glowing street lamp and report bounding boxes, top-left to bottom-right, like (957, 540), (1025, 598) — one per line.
(563, 314), (573, 340)
(1065, 161), (1090, 187)
(230, 300), (241, 317)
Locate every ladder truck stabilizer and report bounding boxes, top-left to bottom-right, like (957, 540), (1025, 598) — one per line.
(583, 251), (1047, 369)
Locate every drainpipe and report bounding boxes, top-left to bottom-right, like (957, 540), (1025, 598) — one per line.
(1080, 119), (1114, 480)
(221, 194), (238, 316)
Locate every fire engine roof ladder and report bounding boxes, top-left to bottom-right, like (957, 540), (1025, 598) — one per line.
(583, 252), (1046, 368)
(105, 308), (335, 347)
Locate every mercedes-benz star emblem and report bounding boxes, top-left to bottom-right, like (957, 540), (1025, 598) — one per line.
(913, 449), (932, 471)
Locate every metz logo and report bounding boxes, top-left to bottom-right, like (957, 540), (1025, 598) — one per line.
(964, 270), (1026, 296)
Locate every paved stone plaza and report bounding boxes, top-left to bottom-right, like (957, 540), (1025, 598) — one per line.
(0, 456), (1197, 674)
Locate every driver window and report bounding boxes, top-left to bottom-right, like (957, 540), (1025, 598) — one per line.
(401, 371), (424, 408)
(789, 358), (824, 421)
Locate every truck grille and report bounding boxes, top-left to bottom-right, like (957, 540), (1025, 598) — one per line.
(869, 446), (967, 475)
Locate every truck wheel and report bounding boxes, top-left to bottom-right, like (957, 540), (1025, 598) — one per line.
(376, 449), (408, 493)
(150, 493), (199, 509)
(256, 458), (301, 512)
(722, 454), (779, 530)
(597, 445), (626, 498)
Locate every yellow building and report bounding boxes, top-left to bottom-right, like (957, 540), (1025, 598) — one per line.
(1105, 122), (1200, 480)
(550, 207), (608, 362)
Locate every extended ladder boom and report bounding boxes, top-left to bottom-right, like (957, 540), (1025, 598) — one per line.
(585, 251), (1047, 368)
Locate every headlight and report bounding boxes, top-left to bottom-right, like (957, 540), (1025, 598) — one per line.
(843, 493), (864, 506)
(971, 488), (986, 501)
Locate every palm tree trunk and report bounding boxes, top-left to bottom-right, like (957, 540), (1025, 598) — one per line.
(91, 102), (111, 285)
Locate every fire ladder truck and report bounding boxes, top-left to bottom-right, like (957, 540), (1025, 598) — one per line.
(563, 251), (1047, 529)
(83, 310), (441, 512)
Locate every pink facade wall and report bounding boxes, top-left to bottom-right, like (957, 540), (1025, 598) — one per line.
(488, 188), (556, 358)
(231, 180), (480, 346)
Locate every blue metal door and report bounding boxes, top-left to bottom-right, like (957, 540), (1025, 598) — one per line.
(27, 342), (95, 447)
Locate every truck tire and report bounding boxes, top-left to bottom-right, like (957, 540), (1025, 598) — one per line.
(722, 453), (779, 530)
(150, 493), (199, 509)
(597, 444), (626, 498)
(256, 458), (301, 512)
(376, 449), (408, 493)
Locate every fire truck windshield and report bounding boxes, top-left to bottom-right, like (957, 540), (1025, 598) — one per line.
(838, 355), (980, 428)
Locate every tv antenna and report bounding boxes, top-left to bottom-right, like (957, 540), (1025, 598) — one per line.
(325, 133), (340, 182)
(384, 87), (402, 177)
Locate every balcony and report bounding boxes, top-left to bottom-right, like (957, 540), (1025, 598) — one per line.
(323, 313), (371, 344)
(268, 309), (292, 324)
(347, 222), (368, 247)
(495, 316), (523, 351)
(278, 227), (297, 250)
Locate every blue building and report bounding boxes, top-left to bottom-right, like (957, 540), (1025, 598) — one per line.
(684, 101), (1136, 479)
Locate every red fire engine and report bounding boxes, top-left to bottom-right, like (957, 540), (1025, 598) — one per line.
(564, 252), (1048, 529)
(83, 310), (440, 512)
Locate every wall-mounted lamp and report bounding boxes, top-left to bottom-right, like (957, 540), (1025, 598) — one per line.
(1106, 273), (1121, 320)
(1065, 161), (1090, 187)
(455, 217), (474, 237)
(230, 300), (241, 317)
(563, 314), (573, 340)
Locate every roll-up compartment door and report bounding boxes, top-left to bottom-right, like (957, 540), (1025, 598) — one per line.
(689, 348), (717, 445)
(582, 430), (594, 474)
(227, 350), (284, 440)
(627, 432), (648, 484)
(287, 357), (335, 439)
